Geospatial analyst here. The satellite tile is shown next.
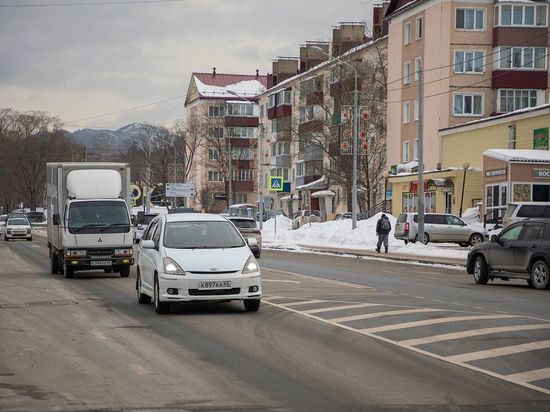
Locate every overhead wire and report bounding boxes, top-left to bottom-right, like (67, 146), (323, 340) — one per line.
(0, 0), (186, 8)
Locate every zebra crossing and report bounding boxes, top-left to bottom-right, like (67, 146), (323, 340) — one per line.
(263, 295), (550, 396)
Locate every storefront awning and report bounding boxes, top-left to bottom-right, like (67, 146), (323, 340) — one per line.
(311, 190), (335, 198)
(295, 176), (327, 190)
(280, 194), (299, 201)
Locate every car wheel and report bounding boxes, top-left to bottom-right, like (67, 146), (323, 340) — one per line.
(27, 237), (32, 241)
(469, 233), (484, 246)
(243, 299), (261, 312)
(51, 251), (60, 275)
(64, 261), (74, 279)
(4, 235), (8, 242)
(530, 260), (549, 290)
(119, 266), (130, 278)
(254, 250), (261, 259)
(403, 240), (409, 245)
(136, 271), (151, 304)
(473, 255), (488, 285)
(415, 233), (430, 245)
(154, 276), (169, 314)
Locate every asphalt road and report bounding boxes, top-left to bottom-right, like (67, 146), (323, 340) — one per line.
(0, 231), (549, 411)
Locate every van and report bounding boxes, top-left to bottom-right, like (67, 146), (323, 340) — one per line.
(502, 202), (550, 228)
(394, 213), (488, 246)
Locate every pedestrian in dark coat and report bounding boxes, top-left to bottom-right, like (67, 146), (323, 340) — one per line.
(376, 214), (391, 253)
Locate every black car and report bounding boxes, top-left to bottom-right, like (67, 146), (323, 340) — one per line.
(26, 211), (45, 223)
(467, 219), (550, 290)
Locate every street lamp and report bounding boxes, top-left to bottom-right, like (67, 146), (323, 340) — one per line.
(226, 89), (264, 230)
(459, 161), (470, 217)
(382, 170), (389, 213)
(311, 45), (359, 230)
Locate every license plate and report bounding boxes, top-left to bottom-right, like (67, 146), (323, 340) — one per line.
(91, 260), (112, 266)
(198, 280), (231, 290)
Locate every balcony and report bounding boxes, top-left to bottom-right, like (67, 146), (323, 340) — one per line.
(296, 175), (323, 188)
(493, 27), (548, 47)
(298, 119), (323, 134)
(329, 77), (362, 97)
(225, 117), (259, 127)
(267, 105), (292, 120)
(232, 159), (252, 169)
(229, 138), (253, 148)
(270, 154), (291, 168)
(274, 129), (292, 142)
(234, 181), (254, 192)
(492, 70), (548, 89)
(306, 92), (324, 106)
(303, 146), (323, 162)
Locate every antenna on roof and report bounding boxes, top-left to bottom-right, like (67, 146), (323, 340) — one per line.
(212, 67), (216, 76)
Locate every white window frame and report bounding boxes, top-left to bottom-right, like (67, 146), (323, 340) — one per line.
(495, 4), (547, 27)
(413, 138), (419, 160)
(414, 99), (419, 121)
(208, 127), (224, 139)
(208, 105), (225, 117)
(497, 89), (540, 113)
(296, 161), (304, 177)
(414, 57), (422, 81)
(455, 8), (486, 31)
(415, 16), (423, 40)
(454, 50), (485, 74)
(207, 170), (222, 182)
(267, 94), (276, 109)
(452, 93), (484, 117)
(402, 141), (410, 162)
(497, 46), (547, 71)
(403, 61), (411, 85)
(404, 22), (411, 45)
(208, 148), (219, 160)
(402, 101), (411, 124)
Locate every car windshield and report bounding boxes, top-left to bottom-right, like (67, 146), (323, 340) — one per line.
(230, 219), (257, 229)
(397, 214), (407, 223)
(163, 221), (245, 249)
(517, 205), (550, 218)
(140, 215), (157, 225)
(7, 218), (29, 226)
(68, 201), (130, 234)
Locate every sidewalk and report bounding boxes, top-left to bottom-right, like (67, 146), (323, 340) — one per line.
(265, 242), (467, 267)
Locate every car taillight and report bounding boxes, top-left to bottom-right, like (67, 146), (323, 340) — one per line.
(404, 223), (410, 234)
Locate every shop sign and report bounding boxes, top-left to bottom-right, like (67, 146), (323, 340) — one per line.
(409, 181), (430, 193)
(485, 168), (507, 178)
(533, 127), (549, 150)
(533, 168), (550, 179)
(390, 164), (398, 175)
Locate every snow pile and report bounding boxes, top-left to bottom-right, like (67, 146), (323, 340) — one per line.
(262, 212), (469, 260)
(461, 207), (481, 226)
(194, 77), (266, 98)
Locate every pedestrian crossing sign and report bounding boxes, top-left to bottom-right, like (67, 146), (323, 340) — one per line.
(269, 176), (284, 192)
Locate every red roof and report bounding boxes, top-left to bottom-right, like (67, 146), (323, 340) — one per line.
(193, 72), (268, 88)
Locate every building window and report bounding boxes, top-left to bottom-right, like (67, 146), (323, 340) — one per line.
(456, 8), (485, 30)
(267, 94), (276, 108)
(226, 103), (254, 117)
(208, 148), (219, 160)
(495, 4), (547, 27)
(234, 193), (248, 203)
(414, 57), (422, 81)
(403, 61), (411, 84)
(498, 89), (539, 112)
(498, 47), (547, 70)
(271, 167), (290, 180)
(402, 141), (410, 162)
(208, 127), (224, 138)
(413, 138), (419, 160)
(454, 50), (485, 73)
(274, 141), (291, 156)
(299, 105), (322, 123)
(415, 17), (423, 40)
(402, 101), (410, 124)
(227, 127), (257, 138)
(234, 169), (254, 181)
(234, 147), (252, 160)
(404, 22), (411, 45)
(207, 170), (222, 182)
(296, 161), (304, 176)
(277, 90), (292, 105)
(414, 99), (419, 121)
(208, 105), (224, 117)
(453, 94), (483, 116)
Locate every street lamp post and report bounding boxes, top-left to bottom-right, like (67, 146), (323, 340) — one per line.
(312, 46), (359, 230)
(459, 161), (470, 217)
(382, 170), (389, 213)
(226, 90), (264, 230)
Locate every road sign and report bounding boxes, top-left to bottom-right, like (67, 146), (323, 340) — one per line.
(269, 176), (284, 192)
(130, 184), (141, 201)
(165, 183), (195, 197)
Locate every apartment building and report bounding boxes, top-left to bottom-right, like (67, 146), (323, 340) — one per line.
(184, 69), (268, 212)
(385, 0), (549, 171)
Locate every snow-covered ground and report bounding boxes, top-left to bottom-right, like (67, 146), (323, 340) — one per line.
(262, 213), (471, 261)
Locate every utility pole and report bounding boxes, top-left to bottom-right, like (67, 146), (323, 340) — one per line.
(173, 138), (177, 208)
(417, 65), (425, 243)
(228, 139), (233, 206)
(145, 135), (152, 213)
(352, 85), (358, 230)
(258, 124), (264, 230)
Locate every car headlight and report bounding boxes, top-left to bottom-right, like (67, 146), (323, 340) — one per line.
(163, 257), (186, 275)
(66, 250), (86, 257)
(7, 229), (12, 234)
(27, 229), (31, 234)
(114, 248), (133, 257)
(242, 255), (259, 274)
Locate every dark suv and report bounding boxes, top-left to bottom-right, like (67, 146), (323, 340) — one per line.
(467, 219), (550, 290)
(26, 211), (45, 223)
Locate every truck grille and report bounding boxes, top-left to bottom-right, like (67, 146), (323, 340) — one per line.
(88, 249), (115, 257)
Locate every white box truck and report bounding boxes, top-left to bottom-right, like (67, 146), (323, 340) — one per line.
(46, 162), (134, 278)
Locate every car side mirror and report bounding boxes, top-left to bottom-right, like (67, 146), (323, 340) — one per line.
(247, 238), (258, 247)
(52, 214), (61, 226)
(141, 240), (155, 249)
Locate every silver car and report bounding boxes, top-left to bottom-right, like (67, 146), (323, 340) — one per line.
(394, 213), (488, 246)
(502, 202), (550, 228)
(292, 210), (322, 230)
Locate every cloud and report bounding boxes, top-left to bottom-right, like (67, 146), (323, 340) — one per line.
(0, 0), (371, 131)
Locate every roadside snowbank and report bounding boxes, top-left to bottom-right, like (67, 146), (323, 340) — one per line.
(262, 213), (469, 260)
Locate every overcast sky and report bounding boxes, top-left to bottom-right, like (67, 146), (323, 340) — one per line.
(0, 0), (372, 131)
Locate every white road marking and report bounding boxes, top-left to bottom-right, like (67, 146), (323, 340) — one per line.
(447, 340), (550, 363)
(506, 367), (550, 383)
(303, 303), (381, 314)
(283, 299), (327, 307)
(401, 324), (550, 347)
(361, 314), (518, 334)
(263, 268), (372, 289)
(329, 308), (444, 323)
(262, 279), (301, 284)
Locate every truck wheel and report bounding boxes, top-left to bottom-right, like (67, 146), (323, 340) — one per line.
(120, 266), (130, 278)
(64, 262), (74, 279)
(51, 251), (60, 275)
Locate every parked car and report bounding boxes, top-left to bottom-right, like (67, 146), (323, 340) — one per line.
(4, 217), (32, 241)
(334, 212), (352, 220)
(168, 207), (195, 214)
(502, 202), (550, 228)
(228, 216), (262, 258)
(467, 219), (550, 290)
(136, 213), (261, 314)
(394, 212), (488, 246)
(26, 211), (45, 223)
(134, 213), (158, 244)
(292, 210), (322, 229)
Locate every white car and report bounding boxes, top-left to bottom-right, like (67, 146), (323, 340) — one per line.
(4, 217), (32, 241)
(136, 213), (262, 314)
(133, 212), (158, 244)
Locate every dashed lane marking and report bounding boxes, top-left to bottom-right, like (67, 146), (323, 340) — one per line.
(447, 340), (550, 363)
(303, 303), (381, 314)
(283, 299), (327, 307)
(400, 324), (550, 347)
(328, 308), (444, 324)
(262, 268), (373, 289)
(262, 279), (301, 284)
(506, 367), (550, 384)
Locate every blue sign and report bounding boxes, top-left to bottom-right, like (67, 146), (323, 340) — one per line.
(269, 176), (284, 192)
